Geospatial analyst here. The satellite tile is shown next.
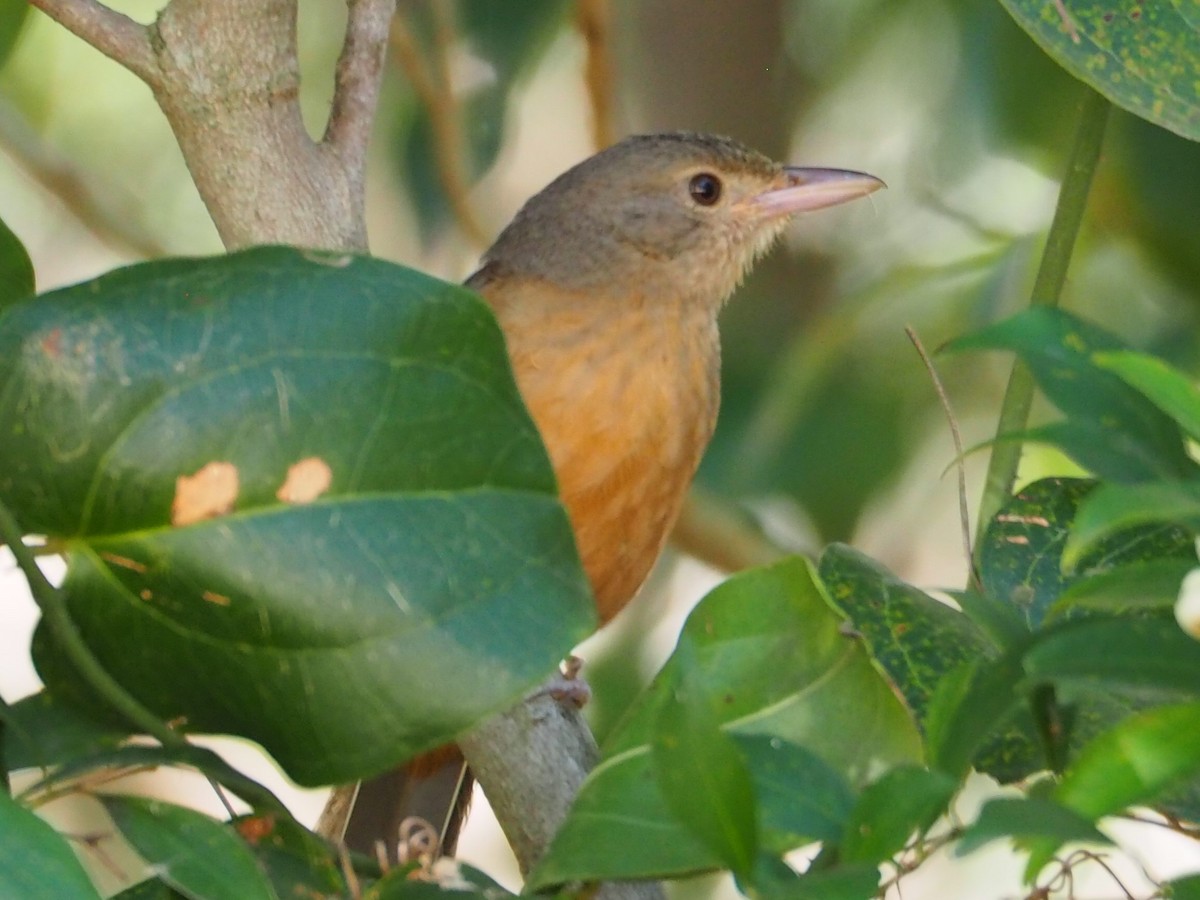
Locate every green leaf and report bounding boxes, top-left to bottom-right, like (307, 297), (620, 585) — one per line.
(112, 879), (186, 899)
(0, 213), (33, 309)
(1063, 480), (1200, 570)
(0, 792), (101, 899)
(997, 0), (1200, 141)
(527, 558), (921, 888)
(945, 308), (1195, 481)
(955, 796), (1109, 855)
(819, 544), (996, 731)
(840, 767), (957, 865)
(925, 654), (1029, 780)
(0, 247), (593, 785)
(652, 645), (757, 881)
(1094, 350), (1200, 442)
(102, 796), (275, 900)
(1055, 701), (1200, 820)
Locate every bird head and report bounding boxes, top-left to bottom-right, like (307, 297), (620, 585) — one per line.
(477, 132), (884, 305)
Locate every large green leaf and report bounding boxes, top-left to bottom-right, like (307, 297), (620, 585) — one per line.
(102, 796), (275, 900)
(945, 308), (1196, 481)
(998, 0), (1200, 141)
(0, 247), (593, 784)
(0, 792), (101, 899)
(527, 558), (921, 888)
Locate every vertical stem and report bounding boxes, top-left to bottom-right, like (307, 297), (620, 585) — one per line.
(972, 87), (1110, 563)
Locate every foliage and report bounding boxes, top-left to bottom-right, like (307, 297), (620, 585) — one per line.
(2, 1), (1200, 899)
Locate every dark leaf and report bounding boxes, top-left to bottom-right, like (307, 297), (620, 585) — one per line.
(1, 690), (127, 773)
(0, 247), (593, 785)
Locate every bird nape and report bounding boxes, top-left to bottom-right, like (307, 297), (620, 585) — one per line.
(322, 130), (884, 866)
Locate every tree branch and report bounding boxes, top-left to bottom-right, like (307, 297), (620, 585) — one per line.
(28, 0), (156, 82)
(459, 692), (664, 899)
(324, 0), (396, 179)
(575, 0), (616, 150)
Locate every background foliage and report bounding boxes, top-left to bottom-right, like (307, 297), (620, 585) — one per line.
(2, 0), (1200, 898)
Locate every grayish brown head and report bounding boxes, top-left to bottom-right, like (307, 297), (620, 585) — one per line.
(472, 132), (884, 305)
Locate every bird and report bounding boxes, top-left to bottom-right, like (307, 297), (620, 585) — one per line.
(323, 131), (884, 861)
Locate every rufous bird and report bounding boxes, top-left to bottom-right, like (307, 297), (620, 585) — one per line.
(326, 131), (884, 859)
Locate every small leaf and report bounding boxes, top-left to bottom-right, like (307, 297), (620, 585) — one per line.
(956, 796), (1109, 855)
(0, 792), (101, 899)
(102, 796), (275, 900)
(840, 766), (957, 865)
(1094, 351), (1200, 442)
(230, 814), (346, 899)
(997, 0), (1200, 141)
(653, 645), (757, 880)
(945, 309), (1195, 481)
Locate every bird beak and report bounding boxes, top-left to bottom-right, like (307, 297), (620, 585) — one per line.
(749, 167), (886, 219)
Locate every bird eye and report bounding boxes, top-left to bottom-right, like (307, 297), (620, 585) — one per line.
(688, 172), (723, 206)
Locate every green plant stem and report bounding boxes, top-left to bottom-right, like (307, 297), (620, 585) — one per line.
(0, 502), (287, 815)
(0, 503), (186, 750)
(972, 88), (1111, 565)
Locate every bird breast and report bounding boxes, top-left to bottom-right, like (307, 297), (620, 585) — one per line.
(484, 279), (721, 622)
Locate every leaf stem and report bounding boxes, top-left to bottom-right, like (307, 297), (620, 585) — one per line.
(0, 503), (287, 813)
(972, 87), (1110, 564)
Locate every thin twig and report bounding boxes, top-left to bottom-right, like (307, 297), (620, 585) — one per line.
(27, 0), (156, 82)
(325, 0), (396, 173)
(0, 95), (169, 258)
(575, 0), (616, 150)
(389, 9), (488, 246)
(906, 326), (980, 591)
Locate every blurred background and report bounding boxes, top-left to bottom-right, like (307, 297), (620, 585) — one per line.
(2, 0), (1200, 896)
